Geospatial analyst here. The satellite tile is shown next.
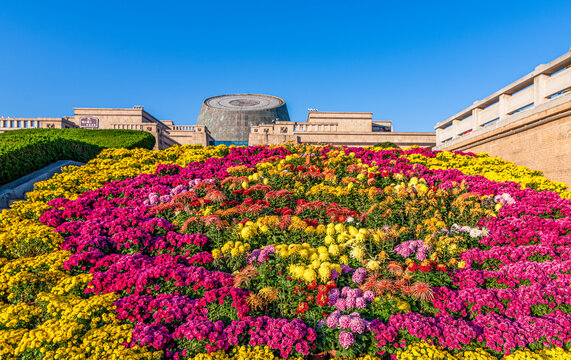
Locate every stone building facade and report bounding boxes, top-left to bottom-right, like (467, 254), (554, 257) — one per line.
(249, 111), (435, 147)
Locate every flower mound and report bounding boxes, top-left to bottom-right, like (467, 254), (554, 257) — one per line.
(0, 144), (570, 360)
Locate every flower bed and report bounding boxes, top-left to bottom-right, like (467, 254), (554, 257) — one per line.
(1, 144), (570, 360)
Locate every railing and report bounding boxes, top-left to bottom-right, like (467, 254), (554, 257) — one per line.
(294, 123), (338, 132)
(0, 119), (36, 129)
(170, 125), (204, 132)
(0, 118), (64, 129)
(435, 52), (571, 147)
(111, 124), (145, 130)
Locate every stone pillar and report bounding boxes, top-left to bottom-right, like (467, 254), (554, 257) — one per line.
(499, 94), (511, 120)
(534, 74), (549, 106)
(452, 119), (460, 138)
(472, 107), (483, 128)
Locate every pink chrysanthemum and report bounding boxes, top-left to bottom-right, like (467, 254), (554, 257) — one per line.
(349, 316), (366, 334)
(335, 298), (346, 311)
(348, 288), (362, 298)
(352, 267), (367, 284)
(355, 297), (367, 309)
(345, 297), (356, 309)
(339, 331), (355, 348)
(326, 312), (340, 328)
(338, 315), (351, 328)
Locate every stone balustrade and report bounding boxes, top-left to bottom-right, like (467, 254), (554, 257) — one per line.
(435, 52), (571, 148)
(170, 125), (200, 131)
(294, 123), (338, 132)
(0, 119), (40, 129)
(0, 117), (77, 131)
(111, 123), (145, 130)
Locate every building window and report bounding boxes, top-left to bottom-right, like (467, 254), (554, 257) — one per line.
(372, 124), (390, 132)
(280, 127), (288, 133)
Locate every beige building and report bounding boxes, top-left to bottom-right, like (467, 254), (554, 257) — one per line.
(434, 51), (571, 186)
(0, 107), (213, 150)
(1, 107), (435, 150)
(249, 111), (435, 147)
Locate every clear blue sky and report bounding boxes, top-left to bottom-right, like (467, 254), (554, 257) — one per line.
(1, 1), (570, 132)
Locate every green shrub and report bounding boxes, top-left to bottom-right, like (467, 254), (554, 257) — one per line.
(0, 129), (155, 185)
(373, 141), (400, 149)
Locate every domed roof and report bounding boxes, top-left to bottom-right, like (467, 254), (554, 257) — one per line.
(204, 94), (285, 111)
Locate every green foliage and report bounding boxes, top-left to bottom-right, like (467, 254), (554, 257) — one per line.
(0, 129), (155, 185)
(373, 141), (400, 149)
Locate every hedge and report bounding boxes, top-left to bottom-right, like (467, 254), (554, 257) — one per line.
(372, 141), (400, 149)
(0, 129), (155, 185)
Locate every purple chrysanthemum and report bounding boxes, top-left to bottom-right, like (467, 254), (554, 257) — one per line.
(352, 267), (367, 284)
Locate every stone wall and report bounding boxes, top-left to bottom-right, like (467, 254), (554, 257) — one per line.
(438, 100), (571, 186)
(306, 112), (375, 132)
(249, 121), (435, 147)
(168, 125), (213, 147)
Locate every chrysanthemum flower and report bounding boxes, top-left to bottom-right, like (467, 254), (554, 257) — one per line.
(204, 190), (227, 202)
(338, 315), (351, 328)
(246, 293), (264, 310)
(409, 281), (434, 302)
(386, 261), (403, 276)
(302, 268), (317, 283)
(339, 331), (355, 348)
(349, 316), (366, 334)
(352, 267), (367, 284)
(258, 287), (279, 303)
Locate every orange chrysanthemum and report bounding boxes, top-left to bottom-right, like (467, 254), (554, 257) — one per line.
(172, 191), (197, 203)
(233, 265), (259, 287)
(409, 281), (434, 302)
(386, 261), (404, 277)
(205, 190), (227, 202)
(258, 287), (279, 303)
(246, 293), (264, 310)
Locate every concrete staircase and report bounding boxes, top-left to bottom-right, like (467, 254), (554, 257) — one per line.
(0, 160), (84, 210)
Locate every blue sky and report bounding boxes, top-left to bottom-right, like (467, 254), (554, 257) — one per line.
(1, 1), (569, 132)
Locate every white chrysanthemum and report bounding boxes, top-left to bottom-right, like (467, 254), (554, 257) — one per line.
(469, 228), (482, 238)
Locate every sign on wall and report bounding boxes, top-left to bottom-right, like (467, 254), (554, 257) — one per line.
(80, 117), (99, 128)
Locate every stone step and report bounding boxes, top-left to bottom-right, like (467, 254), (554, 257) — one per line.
(0, 160), (84, 210)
